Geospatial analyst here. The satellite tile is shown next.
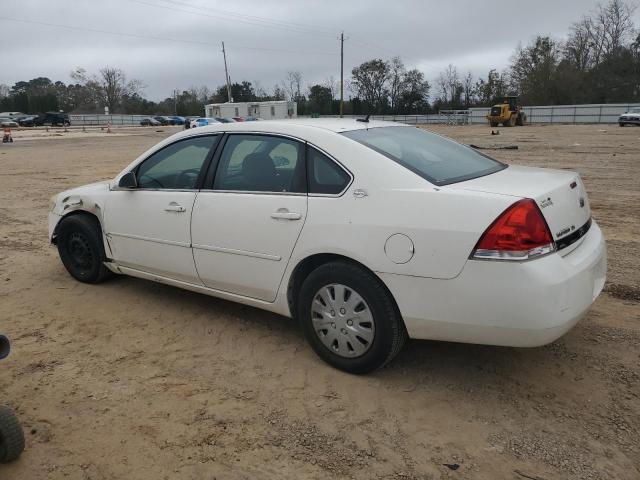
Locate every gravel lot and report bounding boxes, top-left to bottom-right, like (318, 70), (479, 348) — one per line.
(0, 124), (638, 479)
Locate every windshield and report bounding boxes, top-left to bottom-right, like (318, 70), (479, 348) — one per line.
(342, 126), (506, 185)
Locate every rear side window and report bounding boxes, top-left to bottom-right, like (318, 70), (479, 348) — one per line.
(214, 134), (305, 193)
(342, 126), (506, 185)
(307, 146), (351, 195)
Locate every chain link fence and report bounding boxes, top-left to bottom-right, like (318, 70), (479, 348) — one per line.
(67, 114), (151, 126)
(60, 103), (640, 127)
(312, 102), (640, 125)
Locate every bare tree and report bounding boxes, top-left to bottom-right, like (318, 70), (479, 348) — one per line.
(71, 66), (143, 112)
(253, 80), (267, 99)
(566, 17), (595, 71)
(98, 67), (144, 112)
(282, 71), (303, 101)
(388, 56), (407, 111)
(570, 0), (637, 67)
(437, 64), (462, 107)
(323, 76), (339, 100)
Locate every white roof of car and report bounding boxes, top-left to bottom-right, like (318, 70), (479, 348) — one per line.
(196, 117), (409, 134)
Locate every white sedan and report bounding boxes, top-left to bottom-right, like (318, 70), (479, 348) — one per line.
(49, 119), (606, 373)
(189, 117), (221, 128)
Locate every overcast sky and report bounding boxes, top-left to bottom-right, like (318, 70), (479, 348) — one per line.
(2, 0), (639, 100)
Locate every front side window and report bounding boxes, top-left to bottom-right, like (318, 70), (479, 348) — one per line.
(214, 134), (305, 193)
(342, 126), (506, 186)
(307, 146), (351, 195)
(136, 135), (218, 189)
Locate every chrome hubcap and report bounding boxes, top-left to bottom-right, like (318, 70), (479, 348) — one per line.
(311, 284), (375, 358)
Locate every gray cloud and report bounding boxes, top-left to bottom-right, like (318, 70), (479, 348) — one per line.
(2, 0), (638, 100)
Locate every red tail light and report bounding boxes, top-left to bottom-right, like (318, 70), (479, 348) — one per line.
(472, 199), (556, 261)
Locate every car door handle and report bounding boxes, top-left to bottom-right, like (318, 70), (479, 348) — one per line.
(271, 211), (302, 220)
(165, 203), (186, 213)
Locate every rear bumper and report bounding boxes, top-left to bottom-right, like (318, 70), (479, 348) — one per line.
(379, 221), (606, 347)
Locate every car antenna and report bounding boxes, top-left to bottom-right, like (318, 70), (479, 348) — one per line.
(356, 113), (370, 123)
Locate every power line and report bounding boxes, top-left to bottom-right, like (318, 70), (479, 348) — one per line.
(0, 15), (337, 56)
(128, 0), (435, 68)
(128, 0), (339, 37)
(147, 0), (339, 36)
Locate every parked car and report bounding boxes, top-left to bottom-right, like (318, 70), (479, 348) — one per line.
(215, 117), (236, 123)
(189, 117), (220, 128)
(18, 115), (44, 127)
(0, 112), (24, 120)
(618, 107), (640, 126)
(140, 117), (161, 126)
(48, 119), (606, 374)
(153, 116), (172, 126)
(170, 116), (186, 125)
(0, 118), (19, 128)
(41, 112), (70, 127)
(232, 117), (245, 122)
(183, 116), (201, 129)
(244, 116), (262, 122)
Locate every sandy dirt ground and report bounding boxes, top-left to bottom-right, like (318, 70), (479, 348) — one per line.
(0, 124), (638, 480)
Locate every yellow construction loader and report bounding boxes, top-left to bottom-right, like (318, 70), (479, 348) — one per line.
(486, 96), (527, 127)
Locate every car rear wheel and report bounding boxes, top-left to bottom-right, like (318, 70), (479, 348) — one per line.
(56, 215), (112, 284)
(0, 406), (25, 463)
(297, 261), (407, 374)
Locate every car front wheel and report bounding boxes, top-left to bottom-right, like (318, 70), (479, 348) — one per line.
(297, 261), (407, 374)
(56, 215), (112, 284)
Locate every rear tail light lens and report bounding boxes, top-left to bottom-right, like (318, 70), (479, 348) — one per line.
(471, 199), (556, 261)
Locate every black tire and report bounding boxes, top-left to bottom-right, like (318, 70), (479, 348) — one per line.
(297, 261), (407, 374)
(0, 406), (24, 463)
(56, 214), (112, 284)
(516, 112), (525, 126)
(619, 122), (625, 127)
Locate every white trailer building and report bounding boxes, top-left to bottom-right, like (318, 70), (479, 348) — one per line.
(204, 100), (297, 120)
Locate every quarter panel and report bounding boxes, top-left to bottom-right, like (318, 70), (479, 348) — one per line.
(292, 187), (516, 280)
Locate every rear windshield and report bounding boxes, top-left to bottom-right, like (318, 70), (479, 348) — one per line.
(342, 126), (506, 185)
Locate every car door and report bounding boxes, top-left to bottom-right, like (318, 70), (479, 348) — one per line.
(104, 134), (219, 283)
(191, 133), (307, 302)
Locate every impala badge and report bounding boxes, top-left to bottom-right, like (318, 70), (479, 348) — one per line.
(540, 197), (553, 208)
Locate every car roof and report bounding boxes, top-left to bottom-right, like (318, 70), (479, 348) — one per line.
(194, 117), (410, 134)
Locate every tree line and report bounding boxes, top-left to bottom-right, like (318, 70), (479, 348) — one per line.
(1, 0), (637, 116)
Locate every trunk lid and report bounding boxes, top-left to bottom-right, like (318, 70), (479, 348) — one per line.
(451, 165), (591, 247)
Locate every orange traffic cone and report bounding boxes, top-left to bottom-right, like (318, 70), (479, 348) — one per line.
(2, 127), (13, 143)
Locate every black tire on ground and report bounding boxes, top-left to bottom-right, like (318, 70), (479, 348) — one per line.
(619, 122), (625, 127)
(516, 112), (525, 126)
(56, 214), (112, 284)
(297, 261), (407, 374)
(504, 115), (516, 127)
(0, 406), (25, 463)
(489, 121), (499, 127)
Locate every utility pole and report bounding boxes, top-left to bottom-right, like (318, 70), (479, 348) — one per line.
(222, 41), (232, 103)
(340, 31), (344, 118)
(173, 89), (178, 115)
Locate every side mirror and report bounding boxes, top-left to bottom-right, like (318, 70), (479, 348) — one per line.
(118, 171), (137, 189)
